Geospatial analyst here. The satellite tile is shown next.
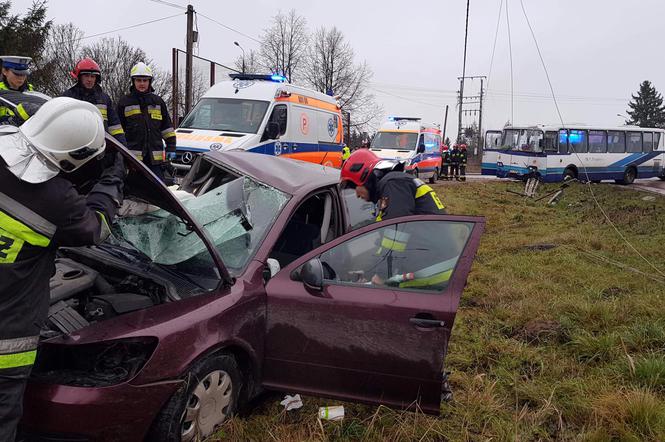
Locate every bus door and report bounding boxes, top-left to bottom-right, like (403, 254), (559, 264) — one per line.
(482, 130), (503, 175)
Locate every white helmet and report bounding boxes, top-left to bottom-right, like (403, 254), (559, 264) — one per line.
(130, 62), (153, 79)
(0, 97), (106, 183)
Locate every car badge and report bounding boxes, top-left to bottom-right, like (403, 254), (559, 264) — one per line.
(182, 151), (194, 164)
(209, 143), (223, 151)
(274, 141), (282, 156)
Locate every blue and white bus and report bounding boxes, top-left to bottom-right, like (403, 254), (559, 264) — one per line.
(483, 125), (665, 184)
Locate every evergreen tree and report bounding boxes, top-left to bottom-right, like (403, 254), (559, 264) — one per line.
(626, 80), (665, 127)
(0, 1), (52, 88)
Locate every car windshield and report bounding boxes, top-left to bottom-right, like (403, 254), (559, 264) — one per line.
(372, 132), (418, 150)
(110, 176), (289, 277)
(180, 97), (270, 134)
(501, 129), (544, 152)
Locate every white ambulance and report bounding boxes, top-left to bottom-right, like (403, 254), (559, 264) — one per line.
(173, 74), (345, 169)
(370, 117), (443, 183)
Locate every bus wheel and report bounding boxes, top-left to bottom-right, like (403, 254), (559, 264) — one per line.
(659, 176), (665, 181)
(429, 169), (438, 184)
(616, 167), (636, 185)
(563, 168), (576, 181)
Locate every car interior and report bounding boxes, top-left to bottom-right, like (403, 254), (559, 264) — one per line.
(269, 191), (338, 269)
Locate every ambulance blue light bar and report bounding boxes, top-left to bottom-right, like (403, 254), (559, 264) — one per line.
(228, 73), (288, 83)
(388, 116), (422, 122)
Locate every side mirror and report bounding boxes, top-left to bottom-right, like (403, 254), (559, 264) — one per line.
(301, 258), (324, 291)
(266, 121), (281, 139)
(417, 144), (426, 154)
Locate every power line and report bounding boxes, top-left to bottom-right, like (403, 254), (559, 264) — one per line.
(197, 12), (261, 44)
(146, 0), (187, 10)
(76, 13), (183, 42)
(486, 0), (504, 95)
(506, 0), (514, 123)
(369, 87), (445, 108)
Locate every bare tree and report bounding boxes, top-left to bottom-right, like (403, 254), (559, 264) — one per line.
(304, 26), (382, 132)
(37, 22), (83, 96)
(233, 49), (260, 74)
(258, 9), (308, 81)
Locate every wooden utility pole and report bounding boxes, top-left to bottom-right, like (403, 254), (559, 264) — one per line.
(477, 78), (484, 156)
(442, 104), (449, 145)
(185, 4), (194, 114)
(458, 0), (470, 142)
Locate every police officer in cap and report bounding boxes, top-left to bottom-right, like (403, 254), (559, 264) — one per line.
(0, 56), (35, 126)
(0, 97), (125, 441)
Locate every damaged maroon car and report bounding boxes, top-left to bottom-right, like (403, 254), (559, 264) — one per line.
(19, 138), (484, 441)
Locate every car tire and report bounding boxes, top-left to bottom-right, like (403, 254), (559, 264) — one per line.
(429, 169), (438, 184)
(616, 167), (636, 185)
(147, 353), (242, 442)
(562, 168), (576, 181)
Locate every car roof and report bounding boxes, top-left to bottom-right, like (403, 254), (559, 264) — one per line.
(204, 150), (340, 195)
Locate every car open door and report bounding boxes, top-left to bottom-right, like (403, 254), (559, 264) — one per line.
(263, 214), (484, 414)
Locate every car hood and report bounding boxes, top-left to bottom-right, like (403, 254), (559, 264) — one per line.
(176, 128), (254, 152)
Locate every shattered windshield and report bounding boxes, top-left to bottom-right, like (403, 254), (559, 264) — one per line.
(111, 176), (289, 277)
(501, 129), (544, 152)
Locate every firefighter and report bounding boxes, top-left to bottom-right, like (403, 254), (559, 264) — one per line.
(450, 143), (461, 181)
(61, 58), (127, 146)
(117, 62), (176, 182)
(0, 97), (125, 441)
(341, 144), (351, 164)
(0, 56), (35, 126)
(440, 143), (450, 180)
(459, 143), (468, 182)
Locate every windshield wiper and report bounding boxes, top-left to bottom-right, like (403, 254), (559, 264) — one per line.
(97, 243), (151, 269)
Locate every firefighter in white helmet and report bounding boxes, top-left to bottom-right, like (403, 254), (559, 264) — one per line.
(0, 97), (125, 440)
(117, 61), (176, 183)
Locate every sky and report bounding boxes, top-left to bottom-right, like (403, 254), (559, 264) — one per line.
(19, 0), (665, 139)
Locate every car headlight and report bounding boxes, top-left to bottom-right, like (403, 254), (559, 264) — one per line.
(31, 337), (157, 387)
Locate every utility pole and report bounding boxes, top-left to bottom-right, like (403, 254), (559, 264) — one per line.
(477, 78), (484, 156)
(457, 75), (486, 154)
(442, 105), (449, 145)
(458, 0), (470, 142)
(185, 4), (194, 114)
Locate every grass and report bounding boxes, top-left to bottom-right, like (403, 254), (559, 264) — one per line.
(210, 179), (665, 441)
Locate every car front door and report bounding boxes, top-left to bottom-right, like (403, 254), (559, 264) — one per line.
(262, 214), (484, 414)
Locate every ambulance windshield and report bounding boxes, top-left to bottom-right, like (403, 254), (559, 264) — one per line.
(180, 98), (270, 134)
(372, 132), (418, 150)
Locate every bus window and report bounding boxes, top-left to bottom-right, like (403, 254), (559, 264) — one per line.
(643, 132), (653, 151)
(655, 132), (662, 149)
(544, 131), (558, 152)
(558, 130), (568, 153)
(608, 131), (625, 153)
(588, 130), (607, 153)
(569, 129), (588, 153)
(627, 132), (642, 153)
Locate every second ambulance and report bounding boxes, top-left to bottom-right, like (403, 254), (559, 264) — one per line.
(370, 117), (443, 183)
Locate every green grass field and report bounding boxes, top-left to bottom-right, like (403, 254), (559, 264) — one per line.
(212, 180), (665, 441)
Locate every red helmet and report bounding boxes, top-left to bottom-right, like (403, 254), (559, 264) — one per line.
(340, 149), (381, 187)
(71, 58), (102, 82)
(460, 143), (468, 150)
(442, 144), (449, 151)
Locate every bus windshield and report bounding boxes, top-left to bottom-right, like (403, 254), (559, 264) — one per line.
(180, 98), (270, 134)
(501, 128), (544, 153)
(372, 132), (419, 150)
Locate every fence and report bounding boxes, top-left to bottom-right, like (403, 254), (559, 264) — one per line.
(171, 48), (239, 125)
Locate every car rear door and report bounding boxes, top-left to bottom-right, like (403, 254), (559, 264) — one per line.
(262, 214), (484, 414)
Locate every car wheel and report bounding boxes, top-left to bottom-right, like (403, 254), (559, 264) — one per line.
(617, 167), (636, 185)
(148, 353), (242, 442)
(429, 169), (438, 184)
(562, 168), (576, 181)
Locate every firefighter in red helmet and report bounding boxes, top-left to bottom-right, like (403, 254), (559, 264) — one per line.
(340, 149), (445, 221)
(61, 58), (126, 146)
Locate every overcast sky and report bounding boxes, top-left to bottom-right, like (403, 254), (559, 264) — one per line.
(25, 0), (665, 138)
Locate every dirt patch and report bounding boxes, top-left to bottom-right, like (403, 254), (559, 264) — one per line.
(517, 319), (562, 344)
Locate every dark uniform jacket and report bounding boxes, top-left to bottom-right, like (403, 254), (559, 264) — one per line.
(62, 84), (127, 145)
(0, 81), (34, 126)
(450, 147), (461, 164)
(459, 148), (468, 165)
(0, 157), (121, 349)
(442, 150), (451, 164)
(117, 87), (176, 165)
(375, 172), (445, 221)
